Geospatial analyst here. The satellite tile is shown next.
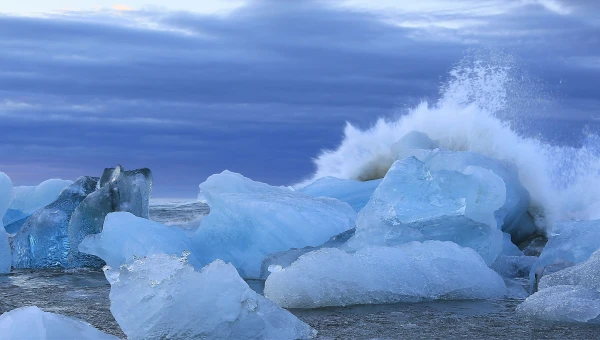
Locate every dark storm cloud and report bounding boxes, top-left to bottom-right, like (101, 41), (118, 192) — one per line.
(0, 0), (598, 196)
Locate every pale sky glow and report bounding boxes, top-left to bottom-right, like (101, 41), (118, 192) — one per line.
(1, 0), (247, 16)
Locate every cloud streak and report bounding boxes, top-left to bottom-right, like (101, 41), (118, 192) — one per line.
(0, 0), (598, 196)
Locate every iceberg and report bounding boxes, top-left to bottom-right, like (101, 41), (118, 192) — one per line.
(0, 172), (13, 273)
(390, 132), (535, 242)
(518, 250), (600, 323)
(12, 177), (98, 268)
(299, 177), (381, 212)
(79, 212), (201, 269)
(0, 306), (118, 340)
(530, 220), (600, 290)
(420, 150), (535, 242)
(3, 179), (73, 232)
(191, 171), (356, 278)
(105, 253), (316, 340)
(67, 166), (152, 268)
(264, 241), (507, 309)
(346, 157), (505, 264)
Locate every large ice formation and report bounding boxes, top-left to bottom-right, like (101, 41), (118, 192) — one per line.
(106, 253), (316, 339)
(191, 171), (356, 278)
(3, 179), (73, 233)
(79, 212), (201, 269)
(530, 220), (600, 289)
(68, 166), (152, 267)
(0, 306), (118, 340)
(345, 157), (505, 264)
(299, 177), (381, 212)
(0, 172), (13, 273)
(264, 241), (507, 308)
(518, 249), (600, 323)
(12, 177), (98, 268)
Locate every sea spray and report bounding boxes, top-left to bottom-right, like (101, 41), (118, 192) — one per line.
(300, 52), (600, 232)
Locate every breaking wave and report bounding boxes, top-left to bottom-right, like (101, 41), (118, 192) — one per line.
(301, 52), (600, 230)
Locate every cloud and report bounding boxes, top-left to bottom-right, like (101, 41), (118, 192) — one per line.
(0, 0), (598, 196)
(112, 4), (134, 12)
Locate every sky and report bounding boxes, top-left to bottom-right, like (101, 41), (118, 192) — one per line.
(1, 0), (599, 197)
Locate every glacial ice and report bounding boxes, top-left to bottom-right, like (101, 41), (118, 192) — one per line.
(106, 253), (316, 340)
(191, 171), (356, 278)
(490, 233), (537, 278)
(299, 177), (381, 212)
(264, 241), (507, 308)
(67, 166), (152, 268)
(79, 212), (201, 269)
(0, 306), (118, 340)
(12, 177), (98, 268)
(518, 250), (600, 323)
(410, 149), (535, 242)
(530, 219), (600, 288)
(0, 172), (13, 273)
(346, 157), (505, 264)
(3, 179), (73, 230)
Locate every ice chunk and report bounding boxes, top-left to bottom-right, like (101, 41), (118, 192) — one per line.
(0, 172), (13, 220)
(265, 241), (506, 308)
(517, 286), (600, 323)
(67, 166), (152, 268)
(0, 306), (118, 340)
(259, 228), (355, 280)
(106, 253), (316, 339)
(491, 255), (537, 279)
(538, 249), (600, 291)
(0, 172), (13, 273)
(299, 177), (381, 212)
(416, 150), (535, 242)
(530, 220), (600, 290)
(79, 212), (201, 269)
(12, 177), (98, 268)
(490, 233), (537, 279)
(190, 171), (356, 278)
(518, 249), (600, 323)
(346, 157), (505, 264)
(3, 179), (72, 227)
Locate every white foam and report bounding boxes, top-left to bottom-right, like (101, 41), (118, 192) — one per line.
(300, 55), (600, 230)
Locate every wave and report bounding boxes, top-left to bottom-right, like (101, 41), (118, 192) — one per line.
(299, 52), (600, 231)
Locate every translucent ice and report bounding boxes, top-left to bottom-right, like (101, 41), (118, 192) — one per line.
(490, 233), (537, 278)
(416, 150), (534, 241)
(0, 306), (118, 340)
(12, 177), (98, 268)
(67, 166), (152, 268)
(346, 157), (505, 264)
(264, 241), (506, 308)
(191, 171), (356, 278)
(79, 212), (201, 269)
(106, 253), (316, 339)
(3, 179), (73, 228)
(299, 177), (381, 212)
(530, 220), (600, 289)
(0, 172), (13, 273)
